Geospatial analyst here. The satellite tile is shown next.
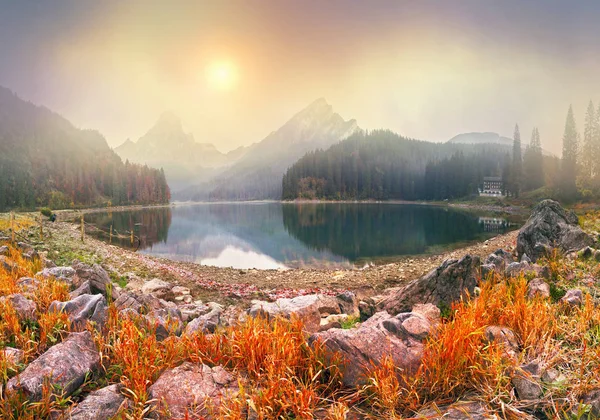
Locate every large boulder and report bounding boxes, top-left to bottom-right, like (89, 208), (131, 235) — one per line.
(378, 255), (480, 315)
(184, 305), (223, 335)
(248, 294), (344, 333)
(0, 294), (37, 322)
(148, 362), (239, 419)
(141, 278), (174, 301)
(49, 294), (108, 329)
(69, 384), (130, 420)
(481, 249), (515, 278)
(517, 199), (593, 262)
(72, 261), (112, 296)
(417, 401), (494, 420)
(145, 308), (184, 340)
(37, 266), (77, 287)
(6, 331), (100, 400)
(310, 310), (434, 387)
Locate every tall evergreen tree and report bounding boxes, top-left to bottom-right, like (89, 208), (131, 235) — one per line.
(561, 105), (579, 198)
(594, 102), (600, 181)
(582, 100), (596, 181)
(511, 124), (522, 197)
(524, 127), (544, 190)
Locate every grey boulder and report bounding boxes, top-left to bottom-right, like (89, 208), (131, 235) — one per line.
(6, 331), (100, 400)
(378, 255), (481, 315)
(49, 294), (108, 329)
(516, 199), (593, 262)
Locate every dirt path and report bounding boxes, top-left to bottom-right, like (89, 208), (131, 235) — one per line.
(29, 218), (518, 306)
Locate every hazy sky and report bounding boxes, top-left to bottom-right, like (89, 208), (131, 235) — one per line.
(2, 1), (600, 154)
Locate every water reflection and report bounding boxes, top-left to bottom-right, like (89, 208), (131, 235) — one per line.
(83, 203), (520, 269)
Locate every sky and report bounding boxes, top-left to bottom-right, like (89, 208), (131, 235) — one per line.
(2, 1), (600, 154)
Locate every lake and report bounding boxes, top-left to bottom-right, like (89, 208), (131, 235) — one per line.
(83, 203), (521, 269)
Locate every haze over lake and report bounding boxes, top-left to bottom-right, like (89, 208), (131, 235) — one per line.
(84, 203), (520, 269)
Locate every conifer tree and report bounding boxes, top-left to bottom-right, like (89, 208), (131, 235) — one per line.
(561, 105), (579, 198)
(524, 127), (544, 190)
(511, 124), (522, 197)
(582, 100), (596, 181)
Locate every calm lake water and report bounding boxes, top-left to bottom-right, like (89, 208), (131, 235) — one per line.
(83, 203), (522, 269)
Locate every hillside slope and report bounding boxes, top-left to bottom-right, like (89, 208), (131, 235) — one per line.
(0, 86), (169, 210)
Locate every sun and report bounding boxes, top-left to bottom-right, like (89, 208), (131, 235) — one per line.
(205, 60), (238, 91)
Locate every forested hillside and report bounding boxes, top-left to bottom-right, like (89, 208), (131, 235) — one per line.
(0, 87), (170, 211)
(282, 130), (513, 200)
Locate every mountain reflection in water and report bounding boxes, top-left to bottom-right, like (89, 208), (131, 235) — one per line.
(83, 203), (520, 269)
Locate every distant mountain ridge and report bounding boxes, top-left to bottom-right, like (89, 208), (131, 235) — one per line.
(174, 98), (360, 201)
(447, 132), (513, 146)
(448, 131), (554, 156)
(115, 113), (246, 191)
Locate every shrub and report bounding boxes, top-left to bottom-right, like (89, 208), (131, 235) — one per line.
(40, 207), (52, 218)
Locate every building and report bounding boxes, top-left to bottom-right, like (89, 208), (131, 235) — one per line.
(479, 176), (504, 197)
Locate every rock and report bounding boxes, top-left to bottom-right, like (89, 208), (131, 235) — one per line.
(16, 277), (40, 294)
(0, 294), (37, 322)
(0, 255), (17, 272)
(358, 299), (376, 322)
(145, 308), (183, 340)
(141, 278), (174, 301)
(148, 362), (239, 419)
(6, 331), (100, 401)
(171, 286), (191, 296)
(582, 389), (600, 418)
(411, 303), (442, 327)
(527, 278), (550, 299)
(2, 347), (24, 365)
(37, 266), (77, 286)
(516, 199), (594, 262)
(178, 302), (211, 322)
(484, 326), (520, 359)
(70, 281), (92, 299)
(512, 361), (543, 400)
(72, 262), (112, 296)
(336, 291), (359, 316)
(17, 242), (34, 254)
(184, 306), (222, 335)
(417, 401), (494, 420)
(378, 255), (481, 315)
(0, 245), (9, 256)
(560, 288), (584, 307)
(49, 294), (108, 329)
(248, 294), (340, 333)
(113, 290), (164, 314)
(579, 246), (595, 259)
(69, 384), (129, 420)
(541, 367), (566, 384)
(520, 253), (532, 263)
(310, 311), (428, 386)
(481, 249), (515, 277)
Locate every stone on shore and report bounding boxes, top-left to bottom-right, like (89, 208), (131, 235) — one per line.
(248, 294), (345, 333)
(49, 294), (108, 329)
(148, 362), (239, 419)
(0, 294), (37, 322)
(6, 331), (100, 400)
(72, 261), (112, 296)
(516, 199), (593, 262)
(378, 255), (481, 315)
(310, 308), (436, 387)
(69, 384), (130, 420)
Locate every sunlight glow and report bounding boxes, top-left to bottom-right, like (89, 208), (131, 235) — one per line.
(205, 60), (238, 91)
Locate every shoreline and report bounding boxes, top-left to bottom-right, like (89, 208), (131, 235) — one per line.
(16, 213), (519, 306)
(47, 198), (527, 222)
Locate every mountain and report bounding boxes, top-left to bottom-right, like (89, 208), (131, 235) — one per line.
(447, 132), (514, 146)
(0, 86), (169, 210)
(115, 113), (245, 191)
(176, 98), (359, 201)
(448, 131), (554, 156)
